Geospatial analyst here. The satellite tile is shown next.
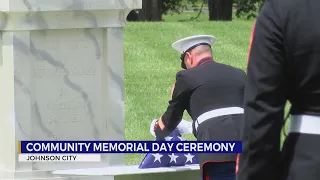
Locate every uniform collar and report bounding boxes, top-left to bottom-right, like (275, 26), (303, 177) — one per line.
(196, 57), (214, 67)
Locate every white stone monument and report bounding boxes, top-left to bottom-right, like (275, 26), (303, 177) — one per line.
(0, 0), (142, 179)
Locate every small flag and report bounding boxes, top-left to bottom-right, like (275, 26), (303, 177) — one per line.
(139, 129), (199, 169)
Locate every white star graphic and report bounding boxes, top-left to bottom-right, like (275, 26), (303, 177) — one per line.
(152, 153), (163, 163)
(178, 136), (185, 141)
(184, 153), (195, 163)
(165, 136), (173, 141)
(168, 153), (179, 163)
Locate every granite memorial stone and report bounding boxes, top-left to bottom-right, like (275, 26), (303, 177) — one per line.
(0, 0), (142, 179)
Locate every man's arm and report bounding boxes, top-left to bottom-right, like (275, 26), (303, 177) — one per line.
(238, 0), (288, 180)
(155, 72), (191, 139)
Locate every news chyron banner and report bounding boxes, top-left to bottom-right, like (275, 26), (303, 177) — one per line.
(18, 141), (242, 162)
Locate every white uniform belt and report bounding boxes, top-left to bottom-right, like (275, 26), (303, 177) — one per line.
(195, 107), (244, 131)
(289, 115), (320, 135)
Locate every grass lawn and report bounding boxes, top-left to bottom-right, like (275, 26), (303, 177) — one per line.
(123, 11), (289, 165)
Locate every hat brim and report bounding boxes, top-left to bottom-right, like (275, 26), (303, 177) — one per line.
(172, 35), (216, 54)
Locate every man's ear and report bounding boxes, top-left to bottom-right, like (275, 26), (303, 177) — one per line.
(185, 52), (192, 65)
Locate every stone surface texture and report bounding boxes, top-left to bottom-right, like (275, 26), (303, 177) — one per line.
(0, 0), (141, 179)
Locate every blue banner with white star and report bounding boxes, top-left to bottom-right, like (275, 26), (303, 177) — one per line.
(139, 129), (199, 168)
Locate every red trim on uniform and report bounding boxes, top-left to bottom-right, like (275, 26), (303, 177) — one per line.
(198, 60), (212, 66)
(247, 20), (256, 68)
(201, 160), (236, 180)
(205, 174), (210, 180)
(170, 82), (176, 100)
(236, 154), (240, 174)
(197, 57), (213, 67)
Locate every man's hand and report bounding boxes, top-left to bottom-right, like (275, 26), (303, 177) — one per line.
(153, 118), (165, 133)
(157, 117), (166, 130)
(149, 119), (158, 137)
(153, 117), (171, 139)
(153, 120), (159, 132)
(176, 119), (193, 135)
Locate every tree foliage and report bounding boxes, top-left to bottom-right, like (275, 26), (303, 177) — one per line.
(161, 0), (265, 20)
(234, 0), (264, 19)
(161, 0), (199, 15)
(128, 0), (266, 21)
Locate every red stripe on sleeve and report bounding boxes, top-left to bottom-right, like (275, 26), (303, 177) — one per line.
(236, 154), (240, 174)
(247, 20), (257, 69)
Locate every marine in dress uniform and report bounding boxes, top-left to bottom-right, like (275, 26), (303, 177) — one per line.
(153, 35), (247, 180)
(238, 0), (320, 180)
